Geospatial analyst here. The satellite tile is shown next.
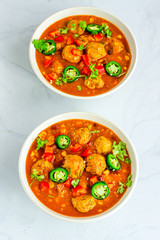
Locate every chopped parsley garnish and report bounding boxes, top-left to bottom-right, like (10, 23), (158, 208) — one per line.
(36, 138), (48, 150)
(71, 23), (76, 31)
(74, 34), (79, 38)
(30, 169), (44, 186)
(77, 85), (82, 91)
(77, 44), (88, 50)
(79, 21), (87, 31)
(125, 158), (132, 164)
(32, 39), (49, 53)
(112, 141), (128, 161)
(89, 155), (95, 159)
(89, 64), (99, 79)
(102, 24), (112, 37)
(117, 174), (132, 194)
(87, 123), (91, 130)
(71, 179), (80, 188)
(48, 195), (54, 198)
(59, 27), (69, 34)
(90, 130), (100, 134)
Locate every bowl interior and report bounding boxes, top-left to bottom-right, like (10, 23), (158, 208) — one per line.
(29, 7), (137, 99)
(19, 112), (138, 222)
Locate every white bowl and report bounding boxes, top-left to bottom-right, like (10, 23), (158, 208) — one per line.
(29, 7), (138, 100)
(19, 112), (138, 222)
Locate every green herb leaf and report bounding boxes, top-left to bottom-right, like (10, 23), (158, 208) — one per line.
(125, 158), (132, 164)
(112, 141), (128, 161)
(79, 21), (87, 31)
(87, 123), (91, 130)
(77, 44), (88, 50)
(117, 174), (132, 194)
(90, 130), (100, 134)
(30, 169), (44, 185)
(71, 179), (80, 188)
(89, 64), (99, 79)
(89, 155), (95, 159)
(36, 138), (48, 150)
(74, 34), (79, 38)
(32, 39), (49, 53)
(77, 85), (82, 91)
(59, 27), (69, 34)
(71, 23), (76, 31)
(102, 24), (112, 37)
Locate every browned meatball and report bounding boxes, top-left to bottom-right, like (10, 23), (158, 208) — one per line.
(51, 60), (64, 74)
(105, 38), (124, 54)
(67, 20), (84, 35)
(94, 136), (112, 155)
(78, 35), (94, 46)
(62, 44), (82, 63)
(72, 195), (96, 213)
(86, 154), (106, 175)
(87, 42), (106, 61)
(84, 75), (104, 90)
(31, 159), (53, 177)
(63, 155), (85, 178)
(71, 127), (90, 145)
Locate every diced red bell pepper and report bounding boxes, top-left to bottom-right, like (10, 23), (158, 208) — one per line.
(94, 33), (103, 41)
(81, 148), (91, 157)
(43, 153), (54, 162)
(71, 143), (82, 152)
(49, 29), (60, 38)
(72, 185), (86, 197)
(55, 133), (62, 138)
(82, 54), (90, 66)
(47, 72), (57, 80)
(67, 36), (74, 44)
(40, 181), (49, 191)
(95, 65), (105, 75)
(64, 178), (71, 188)
(89, 176), (98, 186)
(81, 67), (91, 76)
(54, 35), (64, 42)
(71, 48), (81, 56)
(75, 39), (83, 46)
(43, 56), (54, 68)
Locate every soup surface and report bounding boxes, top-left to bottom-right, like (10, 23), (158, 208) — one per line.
(33, 15), (131, 97)
(26, 119), (132, 217)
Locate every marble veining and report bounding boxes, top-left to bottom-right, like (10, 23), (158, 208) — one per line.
(0, 0), (160, 239)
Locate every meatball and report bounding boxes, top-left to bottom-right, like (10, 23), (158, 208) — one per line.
(67, 20), (84, 35)
(62, 44), (82, 63)
(87, 42), (106, 61)
(51, 60), (64, 74)
(63, 155), (85, 178)
(84, 75), (104, 90)
(94, 136), (112, 155)
(105, 38), (124, 54)
(31, 159), (53, 177)
(71, 127), (90, 145)
(78, 35), (94, 46)
(72, 195), (96, 213)
(86, 154), (106, 175)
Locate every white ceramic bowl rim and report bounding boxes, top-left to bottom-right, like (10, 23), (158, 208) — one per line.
(29, 7), (138, 100)
(18, 112), (139, 222)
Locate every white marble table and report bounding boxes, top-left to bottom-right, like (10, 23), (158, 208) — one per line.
(0, 0), (160, 239)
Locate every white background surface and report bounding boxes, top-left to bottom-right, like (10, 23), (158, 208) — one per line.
(0, 0), (160, 239)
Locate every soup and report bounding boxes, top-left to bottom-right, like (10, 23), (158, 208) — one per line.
(26, 119), (132, 217)
(33, 15), (131, 97)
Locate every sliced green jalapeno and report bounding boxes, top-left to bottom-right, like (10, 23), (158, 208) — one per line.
(91, 181), (110, 200)
(63, 66), (80, 83)
(105, 61), (122, 76)
(50, 167), (68, 183)
(42, 40), (56, 55)
(86, 24), (103, 34)
(106, 154), (121, 171)
(56, 135), (70, 149)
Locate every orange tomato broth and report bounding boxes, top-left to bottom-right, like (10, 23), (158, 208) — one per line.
(36, 15), (131, 97)
(26, 119), (131, 217)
